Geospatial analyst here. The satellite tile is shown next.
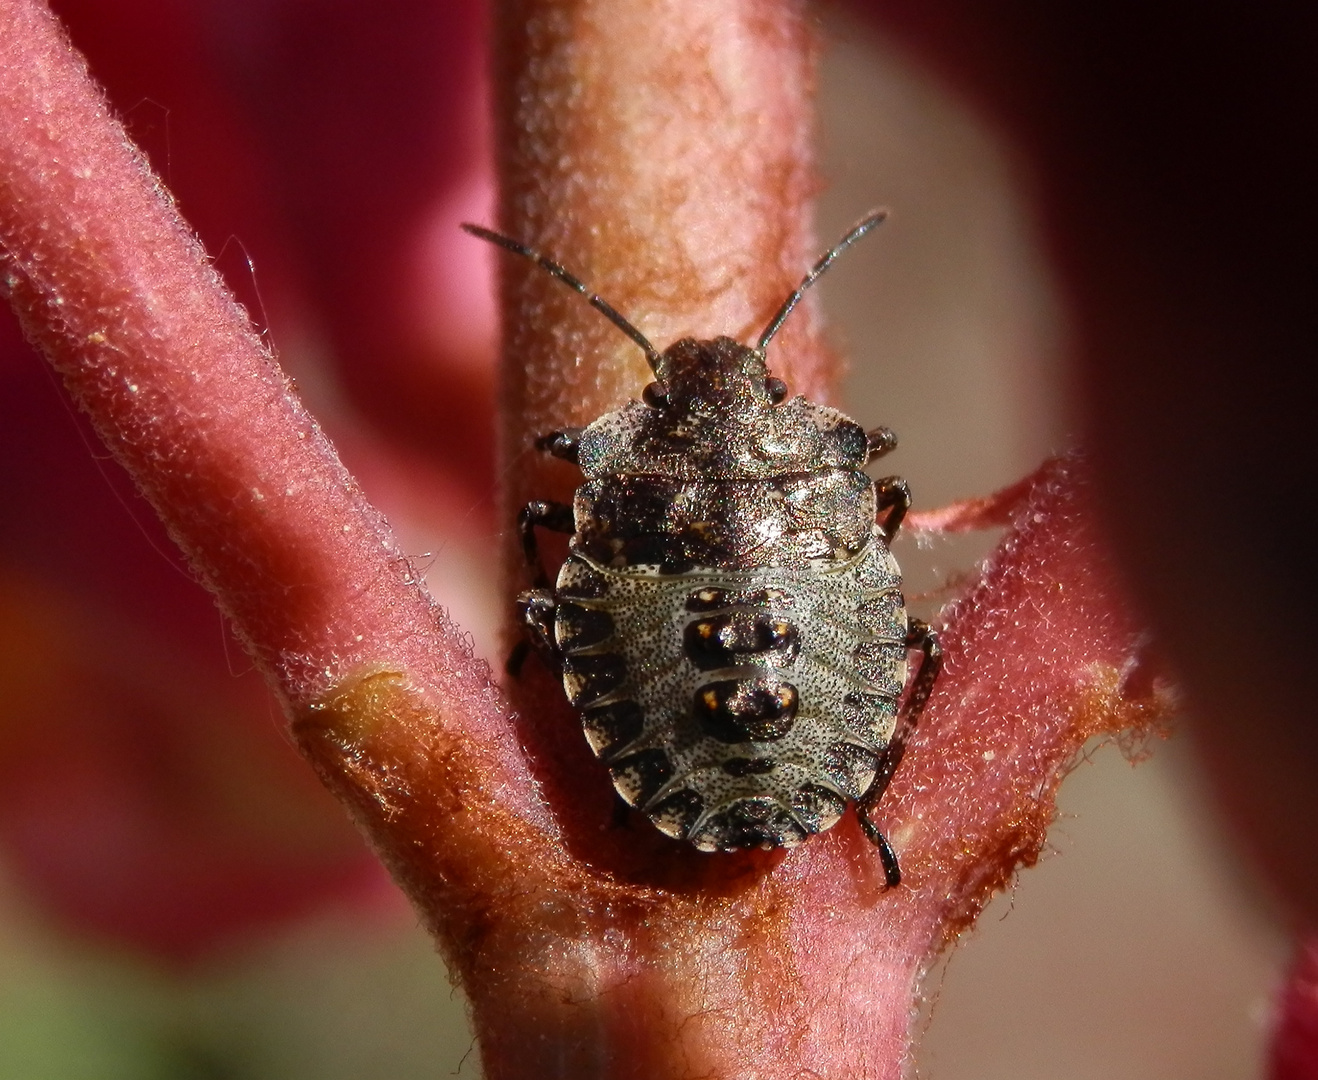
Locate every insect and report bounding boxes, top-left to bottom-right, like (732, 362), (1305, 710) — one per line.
(464, 212), (941, 885)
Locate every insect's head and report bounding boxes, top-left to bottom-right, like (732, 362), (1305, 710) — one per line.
(645, 336), (786, 420)
(461, 211), (886, 418)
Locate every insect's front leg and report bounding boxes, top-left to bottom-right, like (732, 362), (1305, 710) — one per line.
(865, 426), (898, 462)
(534, 427), (583, 463)
(873, 475), (912, 541)
(856, 617), (943, 887)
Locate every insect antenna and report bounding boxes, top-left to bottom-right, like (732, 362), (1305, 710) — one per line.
(755, 209), (888, 355)
(462, 223), (662, 372)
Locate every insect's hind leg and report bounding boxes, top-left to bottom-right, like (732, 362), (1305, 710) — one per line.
(856, 819), (903, 888)
(901, 618), (942, 722)
(856, 617), (943, 887)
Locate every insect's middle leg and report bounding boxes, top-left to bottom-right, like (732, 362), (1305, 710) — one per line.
(856, 617), (943, 887)
(507, 588), (560, 677)
(901, 618), (943, 723)
(873, 476), (912, 541)
(507, 498), (575, 677)
(519, 499), (574, 588)
(865, 618), (943, 796)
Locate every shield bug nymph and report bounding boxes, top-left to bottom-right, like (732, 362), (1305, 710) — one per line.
(465, 212), (941, 886)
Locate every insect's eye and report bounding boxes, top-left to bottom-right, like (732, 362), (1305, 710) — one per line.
(643, 382), (669, 409)
(765, 377), (789, 404)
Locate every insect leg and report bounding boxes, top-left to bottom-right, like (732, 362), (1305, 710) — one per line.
(865, 426), (898, 462)
(507, 588), (560, 678)
(901, 617), (943, 723)
(519, 499), (575, 588)
(873, 476), (912, 540)
(867, 619), (943, 789)
(856, 617), (943, 887)
(534, 428), (583, 464)
(856, 816), (903, 888)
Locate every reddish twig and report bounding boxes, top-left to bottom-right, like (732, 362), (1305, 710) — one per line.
(0, 0), (552, 925)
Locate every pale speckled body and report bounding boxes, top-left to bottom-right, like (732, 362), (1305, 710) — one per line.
(555, 542), (908, 850)
(542, 337), (912, 851)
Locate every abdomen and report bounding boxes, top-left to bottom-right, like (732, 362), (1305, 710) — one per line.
(553, 538), (909, 850)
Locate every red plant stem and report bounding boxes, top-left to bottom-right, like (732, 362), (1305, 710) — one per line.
(859, 0), (1318, 925)
(906, 474), (1038, 534)
(0, 0), (557, 898)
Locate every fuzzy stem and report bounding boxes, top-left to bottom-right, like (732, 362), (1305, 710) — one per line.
(0, 0), (556, 925)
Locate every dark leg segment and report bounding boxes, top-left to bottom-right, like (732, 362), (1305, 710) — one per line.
(507, 588), (559, 678)
(534, 428), (583, 464)
(857, 817), (903, 888)
(856, 617), (943, 887)
(901, 618), (943, 722)
(520, 588), (558, 656)
(509, 496), (571, 676)
(510, 435), (581, 676)
(873, 476), (912, 541)
(506, 639), (531, 678)
(518, 499), (574, 588)
(865, 426), (898, 462)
